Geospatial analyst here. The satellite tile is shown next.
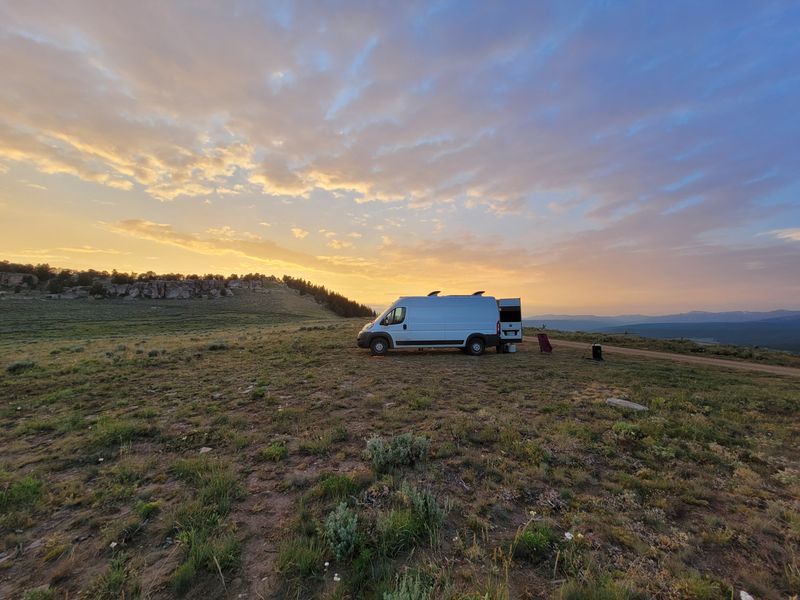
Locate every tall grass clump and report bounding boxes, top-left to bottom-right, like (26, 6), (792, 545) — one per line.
(383, 571), (432, 600)
(400, 483), (446, 532)
(0, 476), (43, 513)
(169, 458), (243, 595)
(365, 434), (430, 472)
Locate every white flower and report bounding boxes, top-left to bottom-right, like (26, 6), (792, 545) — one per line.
(109, 541), (117, 549)
(564, 532), (574, 541)
(333, 573), (341, 582)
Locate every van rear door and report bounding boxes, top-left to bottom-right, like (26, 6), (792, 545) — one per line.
(498, 298), (523, 342)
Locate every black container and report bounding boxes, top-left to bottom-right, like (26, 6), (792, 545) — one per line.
(591, 343), (603, 361)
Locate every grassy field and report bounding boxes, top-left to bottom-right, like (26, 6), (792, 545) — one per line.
(0, 293), (798, 599)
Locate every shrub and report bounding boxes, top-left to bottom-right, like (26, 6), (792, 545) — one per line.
(324, 502), (358, 561)
(261, 441), (288, 462)
(365, 434), (430, 472)
(513, 522), (556, 562)
(135, 500), (160, 520)
(46, 279), (64, 294)
(208, 341), (228, 351)
(611, 421), (643, 443)
(6, 360), (36, 374)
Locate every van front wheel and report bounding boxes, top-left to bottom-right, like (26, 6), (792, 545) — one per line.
(370, 337), (389, 356)
(467, 337), (485, 356)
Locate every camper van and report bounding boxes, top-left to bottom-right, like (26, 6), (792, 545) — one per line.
(356, 292), (523, 356)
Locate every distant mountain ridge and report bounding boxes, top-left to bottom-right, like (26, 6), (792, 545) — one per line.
(525, 310), (800, 353)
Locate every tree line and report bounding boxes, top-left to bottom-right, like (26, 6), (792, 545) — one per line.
(282, 275), (376, 318)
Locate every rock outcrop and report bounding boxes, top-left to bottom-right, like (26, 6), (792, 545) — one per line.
(45, 278), (237, 300)
(0, 272), (39, 288)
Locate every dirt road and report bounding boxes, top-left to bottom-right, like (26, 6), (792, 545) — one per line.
(550, 339), (800, 378)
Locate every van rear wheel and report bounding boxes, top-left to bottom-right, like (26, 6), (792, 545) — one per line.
(467, 337), (485, 356)
(370, 337), (389, 356)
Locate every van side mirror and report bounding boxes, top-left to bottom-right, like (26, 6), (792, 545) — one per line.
(380, 317), (389, 326)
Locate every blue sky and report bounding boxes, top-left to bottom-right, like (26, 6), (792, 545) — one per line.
(0, 1), (799, 312)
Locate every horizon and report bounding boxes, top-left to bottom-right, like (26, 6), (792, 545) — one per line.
(2, 2), (800, 313)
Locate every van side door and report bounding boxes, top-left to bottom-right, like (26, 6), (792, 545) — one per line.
(380, 306), (409, 346)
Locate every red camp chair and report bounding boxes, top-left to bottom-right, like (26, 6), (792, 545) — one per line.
(536, 333), (553, 353)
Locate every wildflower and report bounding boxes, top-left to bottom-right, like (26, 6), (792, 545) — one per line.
(324, 561), (329, 571)
(333, 573), (341, 582)
(564, 532), (574, 541)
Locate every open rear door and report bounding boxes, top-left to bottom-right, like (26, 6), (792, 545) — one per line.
(498, 298), (523, 343)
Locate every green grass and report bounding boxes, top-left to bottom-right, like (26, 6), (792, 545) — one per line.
(0, 293), (798, 598)
(260, 440), (289, 461)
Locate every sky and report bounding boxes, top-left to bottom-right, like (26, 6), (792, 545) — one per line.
(1, 1), (799, 314)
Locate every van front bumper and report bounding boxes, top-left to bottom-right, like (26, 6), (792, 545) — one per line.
(356, 331), (371, 348)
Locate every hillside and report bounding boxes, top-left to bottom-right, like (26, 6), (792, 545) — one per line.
(0, 260), (375, 320)
(1, 301), (798, 599)
(600, 318), (800, 353)
(526, 311), (800, 354)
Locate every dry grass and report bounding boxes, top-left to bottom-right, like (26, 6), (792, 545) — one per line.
(0, 293), (798, 598)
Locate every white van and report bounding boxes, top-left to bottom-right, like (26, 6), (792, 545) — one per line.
(356, 292), (523, 356)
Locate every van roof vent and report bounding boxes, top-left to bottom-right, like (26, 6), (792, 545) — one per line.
(472, 290), (485, 296)
(427, 290), (441, 296)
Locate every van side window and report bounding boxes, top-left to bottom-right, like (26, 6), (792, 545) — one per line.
(388, 307), (406, 325)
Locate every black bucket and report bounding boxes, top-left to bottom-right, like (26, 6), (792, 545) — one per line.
(591, 343), (603, 361)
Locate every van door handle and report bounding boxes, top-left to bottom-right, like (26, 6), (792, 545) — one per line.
(403, 324), (407, 330)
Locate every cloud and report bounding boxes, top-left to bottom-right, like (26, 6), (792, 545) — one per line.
(0, 1), (795, 220)
(291, 227), (309, 239)
(327, 239), (353, 250)
(107, 219), (354, 275)
(205, 225), (261, 241)
(58, 246), (130, 255)
(771, 228), (800, 242)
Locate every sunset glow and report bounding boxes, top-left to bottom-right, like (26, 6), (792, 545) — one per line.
(1, 2), (799, 312)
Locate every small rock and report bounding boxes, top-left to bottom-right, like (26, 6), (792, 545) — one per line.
(606, 397), (648, 411)
(199, 447), (212, 454)
(740, 592), (755, 600)
(98, 457), (104, 462)
(109, 541), (117, 549)
(212, 392), (222, 400)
